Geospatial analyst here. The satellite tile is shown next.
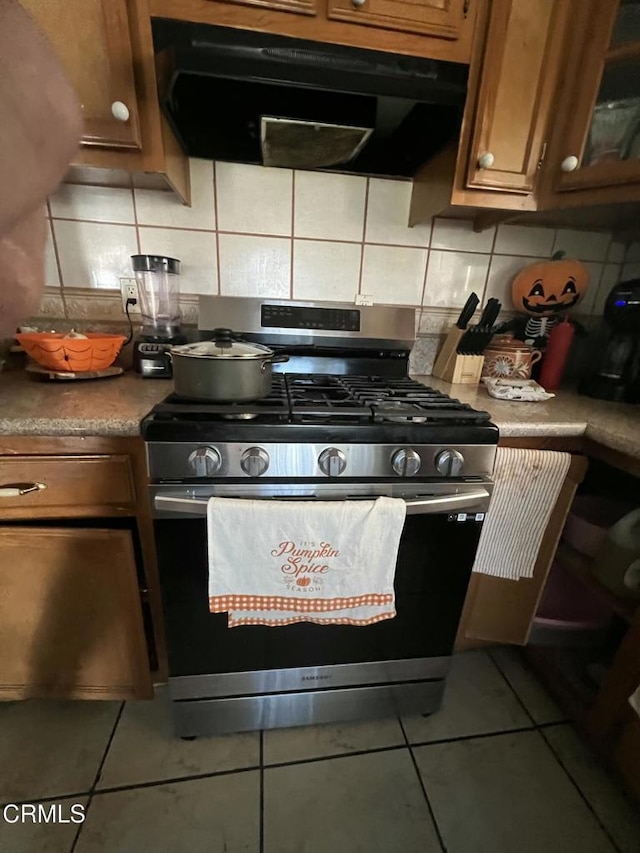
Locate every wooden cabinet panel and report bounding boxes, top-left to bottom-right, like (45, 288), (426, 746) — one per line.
(0, 455), (135, 518)
(463, 0), (568, 194)
(456, 454), (588, 648)
(327, 0), (465, 39)
(215, 0), (317, 13)
(20, 0), (141, 151)
(0, 527), (151, 699)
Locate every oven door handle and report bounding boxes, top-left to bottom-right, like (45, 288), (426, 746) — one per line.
(153, 488), (490, 517)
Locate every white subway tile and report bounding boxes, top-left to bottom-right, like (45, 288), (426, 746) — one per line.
(423, 250), (490, 308)
(49, 185), (135, 224)
(361, 245), (427, 306)
(365, 178), (430, 246)
(494, 224), (555, 257)
(294, 171), (366, 241)
(593, 264), (622, 315)
(573, 262), (602, 315)
(431, 219), (494, 253)
(45, 220), (60, 288)
(219, 234), (290, 298)
(138, 227), (217, 295)
(293, 240), (360, 302)
(484, 255), (543, 307)
(135, 159), (215, 230)
(621, 261), (640, 281)
(624, 241), (640, 262)
(53, 220), (138, 289)
(216, 162), (292, 236)
(606, 238), (625, 263)
(552, 228), (611, 262)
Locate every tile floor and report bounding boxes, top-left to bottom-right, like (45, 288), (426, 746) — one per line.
(1, 649), (639, 853)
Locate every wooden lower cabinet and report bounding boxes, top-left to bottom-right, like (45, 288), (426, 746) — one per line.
(456, 451), (588, 648)
(0, 526), (152, 700)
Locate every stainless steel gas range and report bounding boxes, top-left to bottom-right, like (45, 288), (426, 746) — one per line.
(142, 297), (498, 737)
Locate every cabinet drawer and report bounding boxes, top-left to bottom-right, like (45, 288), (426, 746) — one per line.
(214, 0), (317, 13)
(0, 455), (136, 517)
(327, 0), (466, 39)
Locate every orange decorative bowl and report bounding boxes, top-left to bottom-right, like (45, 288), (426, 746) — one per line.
(16, 333), (126, 372)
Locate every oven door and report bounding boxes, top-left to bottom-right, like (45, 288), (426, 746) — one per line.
(150, 483), (491, 697)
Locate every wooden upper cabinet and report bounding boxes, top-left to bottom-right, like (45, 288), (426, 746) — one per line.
(462, 0), (569, 196)
(328, 0), (466, 39)
(0, 527), (151, 700)
(215, 0), (318, 13)
(20, 0), (142, 151)
(542, 0), (640, 203)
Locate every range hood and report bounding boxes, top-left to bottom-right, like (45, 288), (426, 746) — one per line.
(153, 21), (468, 178)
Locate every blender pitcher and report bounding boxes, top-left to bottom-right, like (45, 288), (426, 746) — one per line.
(132, 254), (181, 339)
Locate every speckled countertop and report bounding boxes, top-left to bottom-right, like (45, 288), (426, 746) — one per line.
(0, 370), (171, 437)
(415, 375), (640, 460)
(0, 370), (638, 460)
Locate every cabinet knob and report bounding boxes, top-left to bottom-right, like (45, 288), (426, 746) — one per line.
(561, 155), (579, 173)
(477, 152), (495, 169)
(111, 101), (130, 122)
(352, 0), (366, 6)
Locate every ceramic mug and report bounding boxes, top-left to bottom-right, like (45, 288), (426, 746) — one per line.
(481, 336), (542, 380)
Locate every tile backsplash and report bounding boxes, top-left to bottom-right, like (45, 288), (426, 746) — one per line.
(41, 158), (629, 332)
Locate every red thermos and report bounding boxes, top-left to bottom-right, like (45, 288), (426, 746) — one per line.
(539, 318), (575, 390)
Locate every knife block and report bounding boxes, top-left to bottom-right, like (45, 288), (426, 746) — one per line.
(432, 326), (485, 385)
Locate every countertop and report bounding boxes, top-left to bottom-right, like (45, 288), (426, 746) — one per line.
(0, 370), (638, 462)
(0, 370), (171, 437)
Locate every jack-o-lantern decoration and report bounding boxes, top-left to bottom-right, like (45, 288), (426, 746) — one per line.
(296, 577), (311, 587)
(512, 251), (589, 318)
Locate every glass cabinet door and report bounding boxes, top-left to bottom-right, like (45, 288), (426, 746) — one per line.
(555, 0), (640, 190)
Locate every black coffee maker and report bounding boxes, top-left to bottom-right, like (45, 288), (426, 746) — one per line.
(580, 280), (640, 403)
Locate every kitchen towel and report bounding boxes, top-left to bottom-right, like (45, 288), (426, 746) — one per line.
(473, 447), (571, 580)
(207, 497), (406, 626)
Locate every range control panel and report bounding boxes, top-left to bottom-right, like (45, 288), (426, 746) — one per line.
(261, 304), (361, 332)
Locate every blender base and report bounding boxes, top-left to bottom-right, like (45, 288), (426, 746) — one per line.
(134, 334), (186, 378)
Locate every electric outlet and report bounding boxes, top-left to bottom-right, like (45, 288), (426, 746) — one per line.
(120, 278), (140, 314)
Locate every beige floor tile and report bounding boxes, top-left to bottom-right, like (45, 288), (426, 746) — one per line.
(263, 716), (405, 765)
(490, 647), (564, 723)
(0, 797), (88, 853)
(264, 749), (441, 853)
(415, 730), (616, 853)
(544, 724), (640, 853)
(75, 772), (259, 853)
(401, 651), (531, 743)
(97, 687), (259, 789)
(0, 701), (120, 802)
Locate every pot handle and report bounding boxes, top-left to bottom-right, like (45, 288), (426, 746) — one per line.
(530, 350), (543, 365)
(261, 354), (289, 372)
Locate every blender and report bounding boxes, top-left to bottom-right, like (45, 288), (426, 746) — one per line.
(131, 254), (186, 378)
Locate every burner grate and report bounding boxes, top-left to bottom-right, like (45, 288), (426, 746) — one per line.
(147, 374), (491, 426)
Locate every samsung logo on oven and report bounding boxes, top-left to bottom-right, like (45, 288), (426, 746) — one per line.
(301, 675), (332, 682)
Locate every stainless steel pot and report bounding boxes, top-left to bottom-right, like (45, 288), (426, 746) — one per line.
(169, 328), (288, 402)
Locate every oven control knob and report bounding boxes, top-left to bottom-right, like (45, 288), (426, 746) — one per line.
(435, 449), (465, 477)
(318, 447), (347, 477)
(188, 446), (222, 477)
(241, 447), (270, 477)
(391, 448), (421, 477)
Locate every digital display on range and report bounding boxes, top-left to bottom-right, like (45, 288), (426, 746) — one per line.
(261, 304), (361, 332)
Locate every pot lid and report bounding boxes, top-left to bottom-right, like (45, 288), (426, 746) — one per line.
(170, 335), (274, 359)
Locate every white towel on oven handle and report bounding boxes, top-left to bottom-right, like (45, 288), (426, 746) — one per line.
(207, 496), (406, 621)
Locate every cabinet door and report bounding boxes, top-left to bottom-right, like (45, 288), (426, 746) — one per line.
(548, 0), (640, 195)
(462, 0), (569, 195)
(20, 0), (141, 151)
(215, 0), (317, 13)
(0, 527), (152, 700)
(456, 454), (588, 647)
(327, 0), (466, 39)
